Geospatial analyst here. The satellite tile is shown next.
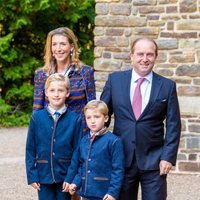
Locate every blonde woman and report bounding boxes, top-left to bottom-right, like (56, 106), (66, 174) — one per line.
(33, 27), (96, 134)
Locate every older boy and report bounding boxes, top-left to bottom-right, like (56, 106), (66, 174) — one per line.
(26, 73), (82, 200)
(69, 100), (124, 200)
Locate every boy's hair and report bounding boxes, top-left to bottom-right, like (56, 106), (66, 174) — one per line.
(84, 100), (109, 116)
(45, 73), (70, 90)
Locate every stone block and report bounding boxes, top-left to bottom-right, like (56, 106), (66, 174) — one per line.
(169, 53), (195, 63)
(177, 20), (200, 30)
(139, 6), (165, 14)
(116, 37), (129, 47)
(103, 52), (111, 58)
(178, 96), (200, 114)
(186, 137), (200, 148)
(178, 86), (200, 96)
(148, 21), (165, 27)
(156, 69), (174, 77)
(193, 78), (200, 85)
(134, 27), (159, 36)
(176, 64), (200, 77)
(93, 27), (104, 36)
(179, 39), (200, 49)
(156, 52), (167, 63)
(133, 0), (157, 5)
(147, 15), (160, 20)
(95, 36), (116, 47)
(178, 162), (200, 172)
(179, 0), (197, 13)
(95, 16), (146, 27)
(188, 154), (197, 161)
(157, 39), (178, 50)
(158, 0), (178, 4)
(110, 3), (131, 15)
(177, 153), (187, 160)
(166, 6), (177, 13)
(105, 28), (124, 36)
(94, 58), (122, 71)
(189, 124), (200, 133)
(160, 32), (197, 38)
(167, 21), (174, 30)
(179, 138), (186, 149)
(113, 52), (130, 60)
(96, 3), (109, 15)
(94, 47), (103, 58)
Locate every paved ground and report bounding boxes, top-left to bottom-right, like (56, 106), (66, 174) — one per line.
(0, 127), (199, 200)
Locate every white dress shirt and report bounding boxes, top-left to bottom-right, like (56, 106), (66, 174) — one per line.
(130, 69), (153, 113)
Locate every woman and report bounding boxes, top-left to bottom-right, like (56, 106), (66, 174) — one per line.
(33, 27), (96, 134)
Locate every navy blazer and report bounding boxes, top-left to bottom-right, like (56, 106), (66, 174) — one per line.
(101, 70), (181, 170)
(73, 131), (124, 199)
(26, 108), (82, 185)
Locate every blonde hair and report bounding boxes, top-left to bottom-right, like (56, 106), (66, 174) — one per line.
(43, 27), (83, 75)
(45, 73), (70, 90)
(131, 37), (158, 56)
(84, 100), (109, 116)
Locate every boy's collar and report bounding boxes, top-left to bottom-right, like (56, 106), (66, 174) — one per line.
(47, 105), (67, 116)
(90, 127), (107, 137)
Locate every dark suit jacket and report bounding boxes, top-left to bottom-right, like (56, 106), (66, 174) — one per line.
(101, 70), (181, 170)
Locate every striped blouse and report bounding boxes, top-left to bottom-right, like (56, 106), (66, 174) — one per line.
(33, 64), (96, 133)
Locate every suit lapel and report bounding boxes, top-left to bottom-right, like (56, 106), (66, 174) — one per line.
(141, 72), (163, 117)
(122, 70), (135, 118)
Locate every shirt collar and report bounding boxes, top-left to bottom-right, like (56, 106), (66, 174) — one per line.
(132, 69), (153, 83)
(47, 105), (67, 116)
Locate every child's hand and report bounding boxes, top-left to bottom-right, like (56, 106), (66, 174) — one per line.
(62, 181), (70, 192)
(103, 194), (116, 200)
(31, 182), (40, 191)
(69, 183), (77, 195)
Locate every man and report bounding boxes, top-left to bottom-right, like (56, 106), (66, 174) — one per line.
(100, 37), (181, 200)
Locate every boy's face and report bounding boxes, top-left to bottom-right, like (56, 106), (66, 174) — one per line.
(45, 81), (69, 110)
(85, 108), (108, 134)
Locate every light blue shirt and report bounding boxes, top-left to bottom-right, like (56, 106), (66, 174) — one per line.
(47, 105), (67, 120)
(130, 69), (152, 113)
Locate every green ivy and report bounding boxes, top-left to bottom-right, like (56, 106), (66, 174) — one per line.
(0, 0), (95, 127)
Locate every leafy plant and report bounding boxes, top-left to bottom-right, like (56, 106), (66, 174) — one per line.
(0, 0), (95, 127)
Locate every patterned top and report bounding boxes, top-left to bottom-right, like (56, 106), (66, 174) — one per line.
(33, 64), (96, 133)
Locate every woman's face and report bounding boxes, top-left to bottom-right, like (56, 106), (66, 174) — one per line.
(51, 34), (73, 63)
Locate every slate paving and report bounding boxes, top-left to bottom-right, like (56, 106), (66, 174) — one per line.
(0, 127), (199, 200)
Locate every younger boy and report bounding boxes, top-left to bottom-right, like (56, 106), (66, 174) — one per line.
(26, 73), (82, 200)
(69, 100), (124, 200)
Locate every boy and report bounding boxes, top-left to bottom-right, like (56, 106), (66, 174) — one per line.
(26, 73), (82, 200)
(69, 100), (124, 200)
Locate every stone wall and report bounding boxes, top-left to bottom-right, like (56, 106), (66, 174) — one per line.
(94, 0), (200, 174)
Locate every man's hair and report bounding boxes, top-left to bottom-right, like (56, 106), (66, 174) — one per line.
(84, 100), (109, 116)
(45, 73), (70, 90)
(131, 37), (158, 56)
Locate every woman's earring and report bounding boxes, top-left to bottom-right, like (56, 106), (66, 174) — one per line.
(70, 50), (73, 56)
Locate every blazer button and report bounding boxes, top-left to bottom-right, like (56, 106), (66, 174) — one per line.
(52, 152), (55, 156)
(88, 158), (91, 161)
(87, 170), (91, 173)
(53, 138), (56, 142)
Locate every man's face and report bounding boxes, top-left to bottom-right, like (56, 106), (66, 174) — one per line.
(130, 39), (157, 77)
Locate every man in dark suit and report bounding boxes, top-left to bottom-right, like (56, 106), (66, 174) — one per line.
(100, 37), (181, 200)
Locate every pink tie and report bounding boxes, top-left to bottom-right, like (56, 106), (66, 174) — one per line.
(132, 78), (145, 119)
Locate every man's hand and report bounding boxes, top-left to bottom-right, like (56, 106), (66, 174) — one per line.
(103, 194), (116, 200)
(31, 182), (40, 191)
(159, 160), (172, 175)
